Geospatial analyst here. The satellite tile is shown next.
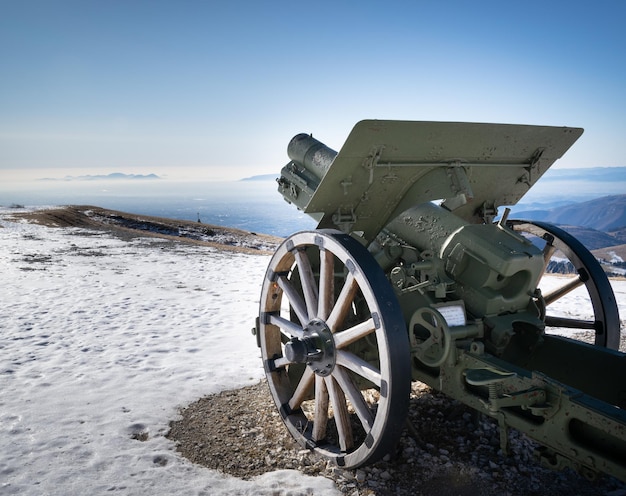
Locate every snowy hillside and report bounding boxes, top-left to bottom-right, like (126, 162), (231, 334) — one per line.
(1, 207), (624, 495)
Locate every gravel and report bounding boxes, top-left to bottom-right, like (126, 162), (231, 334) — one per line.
(168, 379), (626, 496)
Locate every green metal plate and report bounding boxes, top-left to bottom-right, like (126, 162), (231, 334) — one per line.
(305, 120), (583, 240)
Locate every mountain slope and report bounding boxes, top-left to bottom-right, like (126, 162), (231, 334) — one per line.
(515, 194), (626, 232)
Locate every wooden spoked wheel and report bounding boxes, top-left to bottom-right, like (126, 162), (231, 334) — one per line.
(508, 220), (620, 349)
(258, 230), (411, 468)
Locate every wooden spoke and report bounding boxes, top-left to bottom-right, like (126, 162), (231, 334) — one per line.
(542, 276), (584, 306)
(317, 248), (335, 320)
(545, 315), (597, 330)
(334, 318), (376, 349)
(288, 367), (315, 411)
(294, 248), (319, 320)
(335, 350), (382, 388)
(333, 365), (374, 431)
(276, 275), (308, 326)
(271, 356), (291, 369)
(312, 376), (329, 442)
(268, 314), (304, 340)
(541, 242), (558, 272)
(326, 273), (358, 331)
(325, 376), (353, 452)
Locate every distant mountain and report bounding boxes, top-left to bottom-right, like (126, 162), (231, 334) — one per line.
(551, 225), (624, 250)
(514, 194), (626, 232)
(240, 174), (278, 181)
(39, 173), (160, 181)
(539, 167), (626, 182)
(511, 194), (626, 254)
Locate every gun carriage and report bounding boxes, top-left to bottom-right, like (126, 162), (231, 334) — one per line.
(253, 120), (625, 481)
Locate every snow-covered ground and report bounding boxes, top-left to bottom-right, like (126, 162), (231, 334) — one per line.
(0, 210), (338, 495)
(539, 274), (626, 345)
(1, 209), (624, 495)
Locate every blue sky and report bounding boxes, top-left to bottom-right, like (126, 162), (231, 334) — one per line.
(1, 0), (625, 181)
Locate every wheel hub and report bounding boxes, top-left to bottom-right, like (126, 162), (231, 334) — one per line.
(284, 319), (336, 376)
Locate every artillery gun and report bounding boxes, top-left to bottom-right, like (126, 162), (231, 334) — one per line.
(253, 120), (625, 481)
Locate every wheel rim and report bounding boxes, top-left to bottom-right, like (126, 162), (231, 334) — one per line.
(259, 230), (411, 468)
(508, 220), (620, 349)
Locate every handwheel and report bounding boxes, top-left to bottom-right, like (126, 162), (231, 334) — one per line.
(508, 220), (620, 349)
(409, 307), (452, 367)
(258, 230), (411, 468)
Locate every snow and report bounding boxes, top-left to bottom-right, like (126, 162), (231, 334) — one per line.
(537, 274), (626, 342)
(1, 208), (624, 495)
(0, 211), (338, 495)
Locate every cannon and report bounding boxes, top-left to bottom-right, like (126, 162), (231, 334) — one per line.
(253, 120), (625, 481)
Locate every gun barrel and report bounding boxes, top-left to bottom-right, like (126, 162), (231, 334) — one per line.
(287, 133), (337, 182)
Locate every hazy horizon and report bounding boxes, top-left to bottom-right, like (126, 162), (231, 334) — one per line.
(2, 165), (624, 239)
